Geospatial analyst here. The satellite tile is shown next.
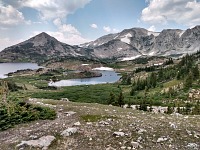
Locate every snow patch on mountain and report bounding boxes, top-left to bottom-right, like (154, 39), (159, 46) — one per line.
(114, 35), (119, 39)
(148, 51), (155, 56)
(117, 48), (123, 51)
(120, 33), (132, 44)
(179, 30), (185, 37)
(121, 55), (141, 61)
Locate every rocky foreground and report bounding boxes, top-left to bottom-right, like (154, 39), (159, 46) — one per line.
(0, 99), (199, 150)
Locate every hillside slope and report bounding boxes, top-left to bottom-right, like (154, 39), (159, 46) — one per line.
(81, 26), (200, 60)
(0, 32), (94, 64)
(0, 99), (199, 150)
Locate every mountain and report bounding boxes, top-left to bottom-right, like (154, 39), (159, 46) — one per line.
(0, 32), (94, 63)
(81, 26), (200, 60)
(0, 26), (200, 63)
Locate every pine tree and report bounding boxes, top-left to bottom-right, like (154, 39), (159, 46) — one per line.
(117, 91), (124, 107)
(184, 72), (193, 89)
(167, 105), (173, 114)
(192, 65), (199, 79)
(130, 86), (135, 96)
(192, 101), (200, 115)
(108, 92), (115, 105)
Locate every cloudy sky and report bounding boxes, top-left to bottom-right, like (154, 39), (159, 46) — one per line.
(0, 0), (200, 50)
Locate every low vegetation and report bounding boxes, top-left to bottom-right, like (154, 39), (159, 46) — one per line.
(0, 51), (200, 133)
(0, 81), (56, 131)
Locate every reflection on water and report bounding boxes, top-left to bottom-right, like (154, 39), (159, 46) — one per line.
(49, 71), (121, 87)
(0, 63), (42, 78)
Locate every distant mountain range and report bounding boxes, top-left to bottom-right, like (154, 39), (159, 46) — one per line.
(0, 26), (200, 63)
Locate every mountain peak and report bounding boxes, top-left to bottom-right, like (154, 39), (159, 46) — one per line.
(26, 32), (58, 47)
(37, 32), (51, 37)
(32, 32), (55, 40)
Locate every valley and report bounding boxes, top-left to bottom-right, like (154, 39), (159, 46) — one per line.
(0, 27), (200, 150)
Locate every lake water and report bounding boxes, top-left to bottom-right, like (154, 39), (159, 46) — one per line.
(0, 63), (42, 78)
(49, 70), (121, 87)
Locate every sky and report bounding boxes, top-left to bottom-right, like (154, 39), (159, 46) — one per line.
(0, 0), (200, 50)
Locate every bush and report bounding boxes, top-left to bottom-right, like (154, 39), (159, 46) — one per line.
(0, 99), (56, 131)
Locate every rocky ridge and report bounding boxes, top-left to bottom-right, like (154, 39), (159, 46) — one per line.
(0, 26), (200, 63)
(81, 26), (200, 60)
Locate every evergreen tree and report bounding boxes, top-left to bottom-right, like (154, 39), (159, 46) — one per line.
(185, 102), (192, 115)
(167, 105), (173, 114)
(139, 86), (148, 111)
(192, 65), (199, 79)
(127, 99), (132, 108)
(108, 92), (115, 105)
(184, 72), (193, 89)
(130, 86), (136, 96)
(117, 91), (124, 107)
(192, 101), (200, 115)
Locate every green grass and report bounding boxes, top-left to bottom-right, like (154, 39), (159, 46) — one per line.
(31, 84), (121, 104)
(163, 79), (181, 88)
(81, 114), (117, 122)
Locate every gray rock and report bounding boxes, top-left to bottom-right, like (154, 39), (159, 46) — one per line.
(74, 121), (81, 126)
(61, 127), (78, 137)
(16, 135), (55, 149)
(157, 137), (168, 143)
(99, 121), (110, 125)
(64, 111), (76, 116)
(137, 128), (147, 134)
(131, 141), (143, 149)
(113, 132), (125, 137)
(186, 143), (199, 150)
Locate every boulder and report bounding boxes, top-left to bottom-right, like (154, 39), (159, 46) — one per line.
(16, 135), (55, 149)
(64, 111), (76, 116)
(74, 121), (81, 126)
(186, 143), (199, 150)
(113, 132), (125, 137)
(61, 127), (78, 137)
(131, 141), (143, 149)
(157, 137), (168, 143)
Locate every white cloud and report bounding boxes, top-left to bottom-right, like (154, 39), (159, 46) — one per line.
(148, 25), (156, 32)
(90, 24), (98, 29)
(103, 26), (111, 32)
(33, 31), (89, 46)
(53, 18), (80, 35)
(2, 0), (92, 20)
(103, 26), (119, 33)
(0, 5), (25, 26)
(0, 0), (92, 49)
(4, 0), (91, 20)
(141, 0), (200, 27)
(113, 28), (119, 33)
(0, 38), (24, 51)
(42, 18), (90, 45)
